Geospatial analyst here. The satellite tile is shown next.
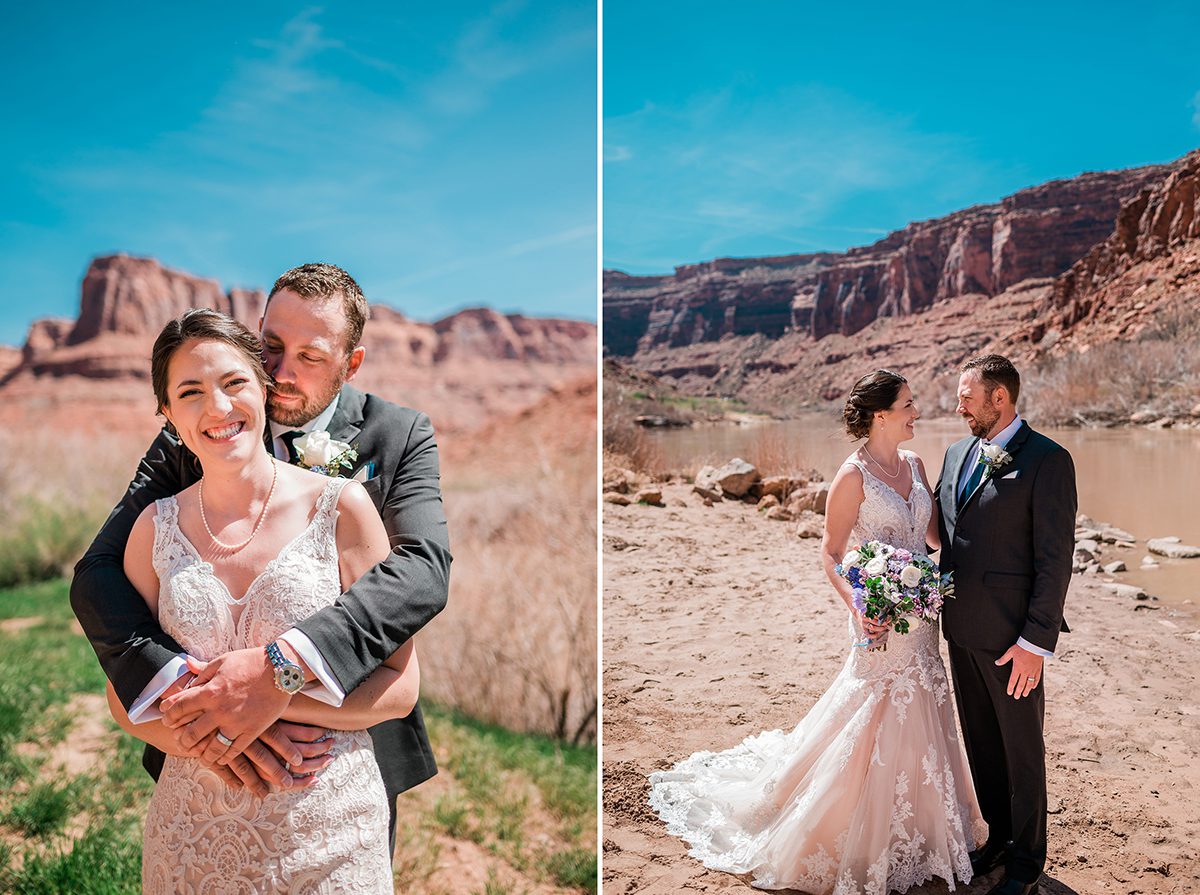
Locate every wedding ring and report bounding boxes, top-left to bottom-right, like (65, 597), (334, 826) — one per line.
(1026, 676), (1036, 682)
(215, 730), (235, 747)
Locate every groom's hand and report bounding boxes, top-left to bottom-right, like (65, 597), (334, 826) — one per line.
(159, 649), (292, 765)
(996, 643), (1043, 699)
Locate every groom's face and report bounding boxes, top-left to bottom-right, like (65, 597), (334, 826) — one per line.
(956, 371), (1002, 438)
(260, 289), (365, 427)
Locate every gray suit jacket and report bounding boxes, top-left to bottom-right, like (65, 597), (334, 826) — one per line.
(935, 421), (1076, 653)
(70, 385), (450, 796)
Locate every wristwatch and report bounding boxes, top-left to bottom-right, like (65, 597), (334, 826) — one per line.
(266, 641), (305, 695)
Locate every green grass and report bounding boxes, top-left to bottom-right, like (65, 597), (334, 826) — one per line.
(540, 848), (597, 894)
(1, 579), (598, 894)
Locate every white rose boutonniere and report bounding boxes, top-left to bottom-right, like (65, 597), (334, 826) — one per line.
(978, 443), (1013, 478)
(293, 431), (358, 477)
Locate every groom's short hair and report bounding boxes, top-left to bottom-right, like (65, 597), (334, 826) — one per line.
(962, 354), (1020, 405)
(267, 262), (371, 353)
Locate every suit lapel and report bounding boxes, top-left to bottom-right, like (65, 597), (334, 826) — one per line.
(957, 421), (1031, 518)
(951, 437), (979, 516)
(327, 385), (366, 445)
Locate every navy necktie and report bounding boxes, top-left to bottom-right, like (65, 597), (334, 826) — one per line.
(280, 430), (305, 464)
(959, 447), (987, 502)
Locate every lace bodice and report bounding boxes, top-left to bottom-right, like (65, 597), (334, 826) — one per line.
(845, 451), (931, 556)
(142, 477), (393, 894)
(151, 478), (349, 657)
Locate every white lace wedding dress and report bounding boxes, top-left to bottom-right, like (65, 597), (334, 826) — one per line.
(141, 478), (393, 894)
(648, 452), (986, 894)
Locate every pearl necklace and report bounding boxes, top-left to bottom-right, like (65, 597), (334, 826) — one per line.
(199, 459), (278, 552)
(861, 445), (902, 479)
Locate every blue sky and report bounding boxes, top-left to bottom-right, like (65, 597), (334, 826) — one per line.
(604, 0), (1200, 274)
(0, 3), (596, 346)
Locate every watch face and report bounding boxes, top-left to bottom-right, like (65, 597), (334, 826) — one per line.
(277, 665), (305, 694)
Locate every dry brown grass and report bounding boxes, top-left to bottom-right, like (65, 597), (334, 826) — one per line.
(1022, 305), (1200, 425)
(0, 430), (148, 588)
(428, 448), (597, 745)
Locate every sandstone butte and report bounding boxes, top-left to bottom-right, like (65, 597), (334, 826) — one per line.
(0, 254), (597, 436)
(604, 147), (1200, 408)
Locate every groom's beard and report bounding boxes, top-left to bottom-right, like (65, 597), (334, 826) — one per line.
(963, 406), (1000, 438)
(267, 366), (347, 427)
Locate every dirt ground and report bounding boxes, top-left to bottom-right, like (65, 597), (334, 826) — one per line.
(602, 484), (1200, 895)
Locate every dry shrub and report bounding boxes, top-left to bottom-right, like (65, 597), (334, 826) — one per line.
(422, 452), (597, 744)
(736, 427), (812, 478)
(1023, 307), (1200, 425)
(0, 430), (149, 588)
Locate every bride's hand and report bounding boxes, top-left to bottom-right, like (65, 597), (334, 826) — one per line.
(856, 611), (889, 640)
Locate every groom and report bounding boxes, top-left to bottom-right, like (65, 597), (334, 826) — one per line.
(935, 354), (1076, 895)
(71, 262), (450, 854)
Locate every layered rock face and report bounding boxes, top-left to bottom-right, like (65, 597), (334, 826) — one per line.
(605, 163), (1170, 356)
(1026, 149), (1200, 343)
(1, 255), (596, 433)
(68, 255), (264, 345)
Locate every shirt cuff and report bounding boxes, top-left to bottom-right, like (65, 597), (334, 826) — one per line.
(1017, 636), (1054, 660)
(127, 654), (190, 724)
(278, 629), (345, 707)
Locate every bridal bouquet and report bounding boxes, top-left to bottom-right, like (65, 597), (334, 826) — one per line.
(835, 541), (954, 648)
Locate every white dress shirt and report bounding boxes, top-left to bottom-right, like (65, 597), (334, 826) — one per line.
(955, 413), (1054, 661)
(128, 397), (348, 723)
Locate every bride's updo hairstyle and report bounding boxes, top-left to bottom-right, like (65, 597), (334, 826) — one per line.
(842, 370), (908, 440)
(151, 308), (272, 421)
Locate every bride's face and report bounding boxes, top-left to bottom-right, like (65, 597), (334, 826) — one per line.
(874, 383), (919, 443)
(161, 338), (268, 467)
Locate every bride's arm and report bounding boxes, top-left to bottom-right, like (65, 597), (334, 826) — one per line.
(913, 454), (940, 553)
(281, 482), (419, 730)
(105, 506), (199, 757)
(820, 464), (865, 610)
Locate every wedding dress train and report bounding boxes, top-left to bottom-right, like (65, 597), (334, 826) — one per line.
(141, 478), (393, 894)
(649, 452), (986, 894)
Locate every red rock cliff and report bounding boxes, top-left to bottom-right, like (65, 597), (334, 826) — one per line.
(604, 163), (1171, 355)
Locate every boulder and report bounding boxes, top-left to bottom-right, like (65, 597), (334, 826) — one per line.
(1106, 582), (1148, 600)
(634, 488), (664, 506)
(765, 506), (793, 522)
(1147, 537), (1200, 559)
(1073, 547), (1096, 565)
(1076, 539), (1101, 555)
(794, 510), (824, 539)
(757, 494), (780, 511)
(788, 481), (832, 516)
(692, 483), (723, 502)
(1075, 528), (1103, 542)
(712, 458), (760, 498)
(1130, 410), (1158, 425)
(1102, 561), (1127, 573)
(1099, 525), (1136, 543)
(604, 492), (631, 506)
(1076, 513), (1097, 528)
(760, 475), (792, 500)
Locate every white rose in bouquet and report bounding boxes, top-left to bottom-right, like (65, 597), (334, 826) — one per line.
(900, 564), (923, 588)
(842, 549), (862, 568)
(864, 556), (888, 577)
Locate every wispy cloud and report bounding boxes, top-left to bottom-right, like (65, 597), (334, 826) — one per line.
(1193, 90), (1200, 129)
(390, 223), (596, 289)
(605, 83), (983, 267)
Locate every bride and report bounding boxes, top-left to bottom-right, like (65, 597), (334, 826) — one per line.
(105, 309), (416, 893)
(648, 370), (986, 893)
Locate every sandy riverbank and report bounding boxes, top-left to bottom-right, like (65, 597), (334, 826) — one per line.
(602, 484), (1200, 895)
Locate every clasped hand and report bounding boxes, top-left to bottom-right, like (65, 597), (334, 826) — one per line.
(158, 648), (331, 794)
